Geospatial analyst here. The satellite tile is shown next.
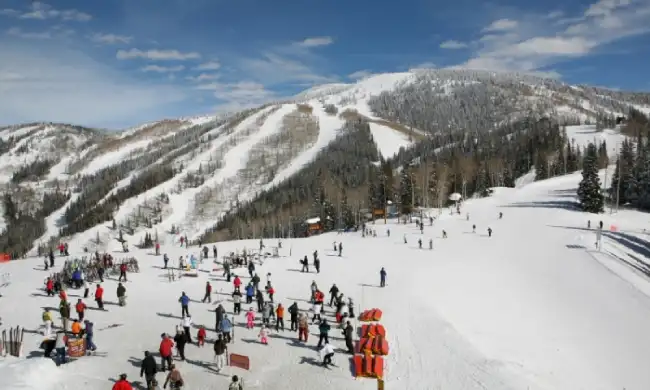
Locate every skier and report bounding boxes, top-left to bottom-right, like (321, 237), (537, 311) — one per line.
(203, 246), (209, 259)
(159, 334), (174, 371)
(42, 308), (53, 336)
(232, 290), (242, 314)
(122, 241), (128, 253)
(418, 238), (422, 249)
(173, 328), (187, 361)
(387, 228), (390, 237)
(46, 277), (54, 296)
(95, 284), (104, 310)
(54, 331), (67, 366)
(246, 308), (255, 329)
(112, 373), (132, 390)
(338, 242), (343, 257)
(275, 303), (285, 331)
(180, 236), (185, 247)
(314, 256), (321, 273)
(251, 273), (261, 291)
(247, 261), (255, 278)
(317, 319), (330, 348)
(163, 254), (169, 269)
(229, 375), (244, 390)
(259, 324), (270, 345)
(487, 227), (493, 237)
(298, 312), (309, 342)
(215, 304), (226, 332)
(347, 297), (355, 318)
(234, 275), (242, 293)
(163, 364), (184, 390)
(84, 320), (97, 352)
(179, 292), (190, 317)
(429, 239), (433, 250)
(380, 267), (387, 288)
(310, 281), (318, 303)
(202, 282), (212, 303)
(262, 302), (272, 326)
(118, 263), (127, 282)
(75, 299), (86, 322)
(499, 212), (503, 219)
(221, 314), (233, 343)
(328, 284), (339, 307)
(155, 242), (160, 256)
(472, 224), (476, 233)
(197, 326), (206, 347)
(288, 302), (299, 331)
(181, 316), (193, 343)
(213, 245), (218, 259)
(342, 321), (354, 354)
(256, 289), (264, 312)
(403, 234), (407, 244)
(214, 334), (228, 372)
(140, 351), (158, 390)
(320, 342), (335, 367)
(49, 248), (55, 267)
(117, 283), (126, 306)
(442, 230), (447, 238)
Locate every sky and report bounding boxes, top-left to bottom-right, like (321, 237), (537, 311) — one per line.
(0, 0), (649, 129)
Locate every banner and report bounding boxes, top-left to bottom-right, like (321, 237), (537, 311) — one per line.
(229, 353), (250, 370)
(67, 338), (86, 358)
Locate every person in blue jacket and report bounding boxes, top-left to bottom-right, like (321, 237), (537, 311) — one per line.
(72, 269), (82, 289)
(179, 292), (190, 317)
(380, 268), (387, 288)
(245, 283), (255, 304)
(220, 314), (233, 343)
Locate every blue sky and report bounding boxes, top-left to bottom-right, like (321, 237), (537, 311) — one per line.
(0, 0), (649, 129)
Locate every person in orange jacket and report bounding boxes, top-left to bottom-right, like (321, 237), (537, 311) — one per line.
(112, 373), (133, 390)
(159, 334), (174, 371)
(59, 288), (67, 301)
(275, 303), (285, 331)
(197, 326), (206, 347)
(94, 284), (104, 310)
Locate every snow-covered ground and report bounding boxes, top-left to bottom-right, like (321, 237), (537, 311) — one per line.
(2, 171), (650, 390)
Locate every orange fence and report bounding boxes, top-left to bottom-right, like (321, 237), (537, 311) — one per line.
(0, 253), (10, 263)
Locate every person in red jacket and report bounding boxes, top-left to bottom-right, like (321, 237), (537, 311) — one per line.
(197, 326), (206, 347)
(159, 334), (174, 371)
(94, 284), (104, 310)
(46, 278), (55, 297)
(233, 275), (241, 293)
(59, 289), (67, 301)
(202, 282), (212, 303)
(75, 299), (87, 322)
(112, 373), (133, 390)
(119, 263), (127, 282)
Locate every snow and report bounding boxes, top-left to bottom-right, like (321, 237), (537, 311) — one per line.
(368, 122), (411, 158)
(0, 125), (41, 141)
(4, 170), (650, 390)
(565, 125), (627, 152)
(78, 139), (152, 176)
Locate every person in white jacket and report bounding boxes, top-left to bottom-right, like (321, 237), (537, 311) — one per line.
(54, 332), (67, 366)
(319, 342), (335, 367)
(181, 316), (193, 343)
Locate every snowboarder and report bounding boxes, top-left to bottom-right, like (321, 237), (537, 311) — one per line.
(246, 308), (255, 329)
(202, 281), (212, 303)
(214, 334), (228, 372)
(140, 351), (157, 390)
(159, 334), (174, 371)
(317, 319), (330, 348)
(343, 321), (354, 354)
(288, 302), (299, 331)
(117, 283), (126, 306)
(259, 324), (270, 345)
(320, 342), (335, 367)
(487, 227), (492, 237)
(221, 314), (233, 343)
(380, 267), (387, 287)
(179, 292), (190, 317)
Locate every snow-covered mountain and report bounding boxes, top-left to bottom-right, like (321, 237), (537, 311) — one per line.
(0, 69), (649, 256)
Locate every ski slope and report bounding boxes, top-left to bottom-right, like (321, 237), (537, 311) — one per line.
(2, 171), (650, 390)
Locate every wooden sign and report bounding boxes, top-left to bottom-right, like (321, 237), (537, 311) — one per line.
(229, 353), (250, 370)
(67, 338), (86, 358)
(377, 378), (385, 390)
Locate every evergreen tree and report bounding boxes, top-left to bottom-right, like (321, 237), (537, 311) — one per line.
(609, 139), (635, 206)
(577, 143), (604, 213)
(534, 152), (548, 181)
(340, 188), (355, 229)
(627, 140), (650, 210)
(399, 165), (413, 214)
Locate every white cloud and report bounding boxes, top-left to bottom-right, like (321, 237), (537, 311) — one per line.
(0, 43), (186, 128)
(195, 61), (221, 70)
(141, 65), (185, 73)
(240, 52), (337, 86)
(348, 70), (373, 80)
(295, 36), (334, 47)
(196, 81), (276, 112)
(186, 73), (220, 82)
(440, 40), (468, 49)
(410, 62), (436, 70)
(91, 33), (132, 45)
(453, 0), (650, 77)
(7, 27), (52, 39)
(117, 48), (201, 60)
(482, 19), (519, 32)
(6, 2), (92, 22)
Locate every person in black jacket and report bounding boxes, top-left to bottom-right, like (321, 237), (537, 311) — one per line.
(328, 284), (339, 307)
(140, 351), (158, 389)
(117, 283), (126, 306)
(288, 302), (299, 331)
(173, 329), (187, 361)
(213, 334), (228, 372)
(342, 321), (354, 354)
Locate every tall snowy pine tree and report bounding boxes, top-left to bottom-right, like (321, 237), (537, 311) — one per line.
(577, 143), (604, 213)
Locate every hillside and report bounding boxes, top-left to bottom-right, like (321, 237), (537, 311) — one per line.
(1, 169), (650, 389)
(1, 69), (649, 258)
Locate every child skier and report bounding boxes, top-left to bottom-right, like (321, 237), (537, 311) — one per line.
(197, 326), (206, 347)
(246, 308), (255, 329)
(258, 324), (269, 345)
